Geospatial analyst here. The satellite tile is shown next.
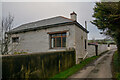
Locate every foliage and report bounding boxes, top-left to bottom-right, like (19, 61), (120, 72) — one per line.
(92, 2), (120, 33)
(2, 50), (75, 79)
(113, 51), (120, 80)
(91, 2), (120, 55)
(50, 56), (98, 79)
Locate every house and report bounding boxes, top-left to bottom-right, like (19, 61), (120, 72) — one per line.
(8, 12), (89, 63)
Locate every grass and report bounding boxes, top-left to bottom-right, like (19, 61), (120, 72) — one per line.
(50, 56), (99, 80)
(113, 51), (120, 80)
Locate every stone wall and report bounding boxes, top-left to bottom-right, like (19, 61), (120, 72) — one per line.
(87, 44), (117, 58)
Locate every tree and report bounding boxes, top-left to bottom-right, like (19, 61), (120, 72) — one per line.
(1, 14), (14, 55)
(91, 2), (120, 56)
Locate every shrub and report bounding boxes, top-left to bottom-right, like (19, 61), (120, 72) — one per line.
(113, 51), (120, 80)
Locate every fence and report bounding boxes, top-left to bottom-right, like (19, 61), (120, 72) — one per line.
(2, 50), (75, 79)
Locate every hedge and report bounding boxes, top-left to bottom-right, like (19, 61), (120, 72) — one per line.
(113, 51), (120, 80)
(2, 50), (75, 79)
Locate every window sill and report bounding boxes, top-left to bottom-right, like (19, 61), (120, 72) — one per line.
(49, 48), (66, 52)
(49, 47), (66, 50)
(12, 42), (19, 44)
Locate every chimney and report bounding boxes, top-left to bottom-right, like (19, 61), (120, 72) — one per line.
(70, 11), (77, 21)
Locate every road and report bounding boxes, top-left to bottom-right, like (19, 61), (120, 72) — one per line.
(68, 49), (116, 79)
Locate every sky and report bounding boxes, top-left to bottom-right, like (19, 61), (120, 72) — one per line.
(2, 2), (106, 40)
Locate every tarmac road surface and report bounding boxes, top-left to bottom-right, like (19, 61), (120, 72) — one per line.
(68, 49), (116, 80)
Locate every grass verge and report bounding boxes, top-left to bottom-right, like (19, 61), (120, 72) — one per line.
(113, 51), (120, 80)
(50, 56), (99, 80)
(99, 50), (109, 56)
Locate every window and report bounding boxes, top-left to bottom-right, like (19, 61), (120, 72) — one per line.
(12, 37), (19, 43)
(50, 32), (66, 48)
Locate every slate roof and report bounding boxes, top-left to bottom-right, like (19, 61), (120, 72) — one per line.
(9, 16), (89, 34)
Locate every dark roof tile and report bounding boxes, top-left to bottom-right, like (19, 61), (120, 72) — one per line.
(9, 16), (88, 34)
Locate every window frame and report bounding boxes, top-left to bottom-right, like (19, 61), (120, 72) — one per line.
(48, 31), (67, 49)
(12, 37), (19, 43)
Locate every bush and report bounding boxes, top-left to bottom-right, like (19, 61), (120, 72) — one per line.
(113, 51), (120, 80)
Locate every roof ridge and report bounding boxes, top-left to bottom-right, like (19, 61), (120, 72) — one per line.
(59, 16), (74, 21)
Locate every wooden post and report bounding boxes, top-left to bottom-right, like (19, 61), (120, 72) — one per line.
(59, 59), (61, 72)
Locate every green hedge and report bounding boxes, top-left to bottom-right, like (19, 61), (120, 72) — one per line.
(113, 51), (120, 80)
(2, 50), (75, 79)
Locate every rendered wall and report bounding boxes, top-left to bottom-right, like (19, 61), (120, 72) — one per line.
(9, 25), (76, 54)
(74, 25), (88, 63)
(87, 44), (117, 58)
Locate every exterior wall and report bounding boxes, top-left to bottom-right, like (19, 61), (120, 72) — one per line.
(87, 44), (117, 58)
(0, 43), (1, 55)
(98, 44), (108, 54)
(9, 25), (76, 54)
(74, 25), (88, 64)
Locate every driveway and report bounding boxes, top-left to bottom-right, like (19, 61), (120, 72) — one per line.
(68, 49), (116, 79)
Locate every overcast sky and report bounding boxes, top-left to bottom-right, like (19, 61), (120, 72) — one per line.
(2, 2), (106, 40)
